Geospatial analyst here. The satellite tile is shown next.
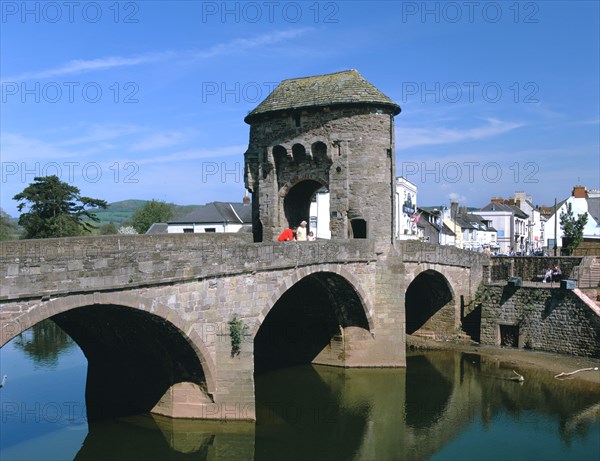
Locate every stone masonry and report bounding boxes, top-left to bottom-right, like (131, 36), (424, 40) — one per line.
(0, 70), (495, 422)
(479, 284), (600, 357)
(244, 70), (400, 250)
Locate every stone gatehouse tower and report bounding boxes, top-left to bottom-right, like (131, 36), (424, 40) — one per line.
(244, 70), (401, 248)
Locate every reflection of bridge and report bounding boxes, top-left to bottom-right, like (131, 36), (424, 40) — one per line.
(69, 350), (600, 460)
(0, 235), (488, 421)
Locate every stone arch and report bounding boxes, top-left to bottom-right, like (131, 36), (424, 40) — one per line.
(405, 269), (456, 337)
(254, 264), (375, 334)
(253, 265), (374, 372)
(280, 177), (328, 230)
(4, 292), (217, 396)
(292, 143), (308, 163)
(272, 144), (288, 172)
(310, 141), (330, 163)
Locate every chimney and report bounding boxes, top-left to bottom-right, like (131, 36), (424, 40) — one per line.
(451, 201), (458, 219)
(459, 206), (467, 216)
(491, 197), (504, 204)
(243, 190), (251, 205)
(572, 186), (587, 199)
(515, 199), (521, 208)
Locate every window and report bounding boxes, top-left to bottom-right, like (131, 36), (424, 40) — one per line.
(205, 228), (216, 233)
(183, 228), (193, 233)
(350, 218), (367, 239)
(499, 325), (519, 347)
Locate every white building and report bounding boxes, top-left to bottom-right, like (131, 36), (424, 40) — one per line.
(309, 188), (331, 239)
(167, 201), (252, 234)
(456, 213), (498, 252)
(512, 192), (544, 253)
(544, 186), (600, 249)
(478, 199), (529, 254)
(395, 177), (419, 240)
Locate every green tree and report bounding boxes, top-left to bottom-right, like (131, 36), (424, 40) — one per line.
(13, 175), (108, 239)
(13, 319), (75, 368)
(0, 208), (20, 240)
(131, 199), (174, 234)
(559, 202), (588, 255)
(99, 222), (118, 235)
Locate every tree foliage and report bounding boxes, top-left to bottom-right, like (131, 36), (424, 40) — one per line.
(0, 208), (20, 240)
(13, 175), (108, 239)
(99, 222), (118, 235)
(559, 202), (588, 255)
(131, 199), (174, 234)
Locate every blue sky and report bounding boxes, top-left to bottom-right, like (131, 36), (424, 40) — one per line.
(1, 1), (599, 217)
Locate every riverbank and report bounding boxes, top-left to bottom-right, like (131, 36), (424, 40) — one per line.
(407, 335), (600, 385)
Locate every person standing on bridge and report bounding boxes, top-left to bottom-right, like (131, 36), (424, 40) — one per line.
(278, 226), (296, 242)
(296, 221), (308, 241)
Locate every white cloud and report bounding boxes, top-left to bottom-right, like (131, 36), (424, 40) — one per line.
(396, 118), (523, 150)
(2, 53), (172, 82)
(448, 192), (467, 202)
(134, 145), (247, 165)
(3, 29), (312, 82)
(130, 130), (196, 152)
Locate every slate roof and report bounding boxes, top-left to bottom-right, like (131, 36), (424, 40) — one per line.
(455, 213), (497, 232)
(587, 197), (600, 225)
(480, 201), (529, 219)
(417, 208), (456, 236)
(146, 223), (168, 234)
(245, 69), (400, 122)
(169, 202), (252, 224)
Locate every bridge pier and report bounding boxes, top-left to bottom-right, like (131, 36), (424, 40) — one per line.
(151, 331), (256, 421)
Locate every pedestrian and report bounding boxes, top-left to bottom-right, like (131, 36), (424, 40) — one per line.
(296, 220), (307, 241)
(307, 231), (316, 241)
(552, 265), (562, 282)
(543, 266), (553, 283)
(277, 226), (296, 242)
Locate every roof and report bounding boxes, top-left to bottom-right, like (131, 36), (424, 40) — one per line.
(146, 223), (168, 234)
(417, 208), (456, 236)
(169, 202), (252, 225)
(586, 197), (600, 225)
(479, 201), (528, 218)
(455, 213), (497, 232)
(245, 70), (400, 122)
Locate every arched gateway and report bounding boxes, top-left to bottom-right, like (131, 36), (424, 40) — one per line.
(244, 69), (401, 250)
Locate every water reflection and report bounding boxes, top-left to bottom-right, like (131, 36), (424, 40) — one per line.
(74, 415), (254, 461)
(1, 332), (599, 461)
(12, 319), (76, 368)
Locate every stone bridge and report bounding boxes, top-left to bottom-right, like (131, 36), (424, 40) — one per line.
(0, 234), (489, 421)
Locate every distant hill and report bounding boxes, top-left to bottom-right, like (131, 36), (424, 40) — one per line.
(90, 200), (203, 227)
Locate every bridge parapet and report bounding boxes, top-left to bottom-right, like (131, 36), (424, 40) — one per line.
(489, 256), (583, 283)
(399, 241), (490, 268)
(0, 234), (376, 301)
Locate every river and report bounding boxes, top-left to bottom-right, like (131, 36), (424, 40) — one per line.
(1, 319), (599, 460)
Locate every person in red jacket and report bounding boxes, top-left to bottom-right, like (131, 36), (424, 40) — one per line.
(277, 226), (296, 242)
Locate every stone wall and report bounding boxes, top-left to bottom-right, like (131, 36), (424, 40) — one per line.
(0, 234), (375, 300)
(479, 284), (600, 358)
(490, 256), (582, 282)
(0, 234), (413, 420)
(245, 105), (396, 250)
